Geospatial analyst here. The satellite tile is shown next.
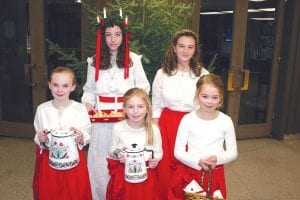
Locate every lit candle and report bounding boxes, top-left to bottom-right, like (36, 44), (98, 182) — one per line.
(119, 8), (122, 17)
(97, 16), (100, 23)
(103, 7), (107, 18)
(125, 15), (128, 24)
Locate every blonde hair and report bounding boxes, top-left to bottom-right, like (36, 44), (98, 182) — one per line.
(50, 66), (76, 85)
(194, 73), (224, 108)
(123, 88), (154, 145)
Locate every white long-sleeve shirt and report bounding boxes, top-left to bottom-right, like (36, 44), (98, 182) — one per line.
(81, 52), (150, 111)
(152, 68), (209, 118)
(109, 120), (163, 161)
(33, 100), (91, 147)
(174, 111), (237, 170)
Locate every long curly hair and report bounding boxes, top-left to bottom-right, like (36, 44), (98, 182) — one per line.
(162, 29), (204, 77)
(93, 25), (132, 70)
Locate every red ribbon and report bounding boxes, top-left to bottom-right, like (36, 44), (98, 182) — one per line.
(95, 28), (101, 81)
(124, 33), (130, 79)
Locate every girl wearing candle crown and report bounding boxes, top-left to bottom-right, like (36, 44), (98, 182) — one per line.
(81, 8), (150, 200)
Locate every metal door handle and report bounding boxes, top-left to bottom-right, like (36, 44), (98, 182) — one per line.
(24, 64), (36, 86)
(227, 70), (234, 91)
(240, 69), (250, 91)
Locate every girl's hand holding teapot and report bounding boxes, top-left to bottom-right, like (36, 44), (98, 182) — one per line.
(38, 129), (49, 143)
(71, 127), (84, 145)
(113, 147), (126, 163)
(148, 158), (159, 168)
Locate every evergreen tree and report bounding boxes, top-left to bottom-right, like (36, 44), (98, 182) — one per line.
(48, 0), (193, 100)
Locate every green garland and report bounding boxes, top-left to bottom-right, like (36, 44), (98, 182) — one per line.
(97, 15), (128, 35)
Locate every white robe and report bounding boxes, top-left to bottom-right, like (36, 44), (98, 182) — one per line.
(152, 68), (209, 118)
(33, 100), (91, 148)
(174, 111), (238, 170)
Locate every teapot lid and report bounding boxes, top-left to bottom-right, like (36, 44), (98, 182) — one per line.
(50, 128), (74, 137)
(125, 143), (144, 153)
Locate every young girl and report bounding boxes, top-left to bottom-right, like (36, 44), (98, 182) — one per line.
(151, 29), (209, 199)
(106, 88), (162, 200)
(171, 73), (238, 199)
(32, 67), (92, 200)
(81, 12), (150, 200)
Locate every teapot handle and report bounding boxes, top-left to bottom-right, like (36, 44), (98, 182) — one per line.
(144, 148), (154, 159)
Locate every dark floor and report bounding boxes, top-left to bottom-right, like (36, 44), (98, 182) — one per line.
(0, 134), (300, 200)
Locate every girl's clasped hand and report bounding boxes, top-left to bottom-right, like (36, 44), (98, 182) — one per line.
(198, 155), (217, 171)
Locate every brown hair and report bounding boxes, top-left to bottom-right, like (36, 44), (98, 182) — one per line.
(194, 73), (224, 108)
(93, 25), (132, 70)
(162, 29), (204, 76)
(123, 88), (154, 145)
(50, 66), (76, 85)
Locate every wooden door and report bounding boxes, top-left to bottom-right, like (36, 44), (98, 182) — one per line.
(0, 0), (47, 138)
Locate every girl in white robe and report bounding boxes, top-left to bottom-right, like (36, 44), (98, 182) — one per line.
(33, 67), (92, 200)
(171, 74), (238, 199)
(81, 13), (150, 200)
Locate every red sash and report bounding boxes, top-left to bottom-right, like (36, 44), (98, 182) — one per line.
(32, 146), (92, 200)
(98, 96), (124, 103)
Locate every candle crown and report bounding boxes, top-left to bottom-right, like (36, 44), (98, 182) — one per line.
(97, 13), (129, 35)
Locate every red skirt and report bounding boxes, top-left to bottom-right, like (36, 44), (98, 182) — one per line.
(157, 108), (189, 200)
(32, 146), (92, 200)
(106, 158), (159, 200)
(168, 163), (227, 200)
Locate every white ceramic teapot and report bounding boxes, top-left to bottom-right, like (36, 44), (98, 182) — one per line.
(48, 128), (79, 170)
(124, 143), (154, 183)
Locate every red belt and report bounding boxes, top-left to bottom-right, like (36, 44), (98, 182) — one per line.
(98, 96), (124, 103)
